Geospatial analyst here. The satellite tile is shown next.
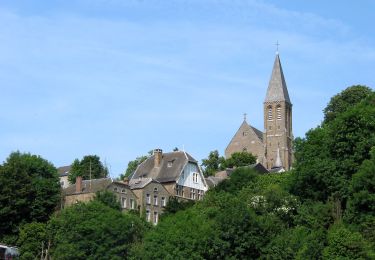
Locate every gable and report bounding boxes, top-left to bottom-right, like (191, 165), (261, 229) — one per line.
(177, 162), (208, 191)
(225, 121), (264, 158)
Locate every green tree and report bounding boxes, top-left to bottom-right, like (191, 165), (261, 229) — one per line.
(222, 151), (256, 169)
(120, 151), (153, 179)
(323, 85), (373, 124)
(94, 190), (121, 211)
(17, 222), (49, 260)
(0, 152), (60, 243)
(263, 226), (326, 260)
(323, 223), (373, 259)
(291, 92), (375, 203)
(201, 150), (225, 176)
(345, 147), (375, 243)
(49, 201), (147, 259)
(68, 155), (108, 184)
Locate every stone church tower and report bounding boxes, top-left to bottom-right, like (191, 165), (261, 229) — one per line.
(263, 54), (293, 170)
(225, 53), (293, 171)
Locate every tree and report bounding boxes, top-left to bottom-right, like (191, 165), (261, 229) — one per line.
(94, 190), (121, 211)
(68, 155), (108, 184)
(222, 151), (256, 169)
(201, 150), (225, 176)
(17, 222), (49, 260)
(291, 92), (375, 203)
(323, 223), (373, 259)
(120, 151), (152, 179)
(323, 85), (372, 124)
(345, 147), (375, 243)
(0, 152), (60, 243)
(49, 201), (147, 259)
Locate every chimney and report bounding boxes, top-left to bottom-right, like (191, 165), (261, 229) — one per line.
(76, 176), (82, 193)
(154, 148), (163, 167)
(123, 177), (129, 185)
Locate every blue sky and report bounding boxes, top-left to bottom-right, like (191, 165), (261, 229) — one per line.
(1, 0), (374, 177)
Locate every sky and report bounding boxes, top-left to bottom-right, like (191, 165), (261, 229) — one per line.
(1, 0), (375, 177)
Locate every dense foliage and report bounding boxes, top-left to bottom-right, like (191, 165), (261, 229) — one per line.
(3, 85), (375, 259)
(0, 152), (60, 244)
(201, 150), (256, 176)
(18, 201), (148, 259)
(68, 155), (108, 184)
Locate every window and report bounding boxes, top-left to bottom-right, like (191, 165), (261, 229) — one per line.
(268, 106), (273, 121)
(130, 199), (135, 209)
(146, 210), (150, 222)
(114, 187), (118, 192)
(276, 105), (282, 120)
(190, 188), (196, 200)
(146, 194), (151, 204)
(161, 197), (166, 207)
(167, 161), (173, 167)
(153, 211), (158, 225)
(121, 189), (126, 193)
(197, 190), (204, 200)
(176, 185), (184, 196)
(121, 197), (127, 208)
(193, 173), (199, 183)
(154, 195), (158, 206)
(243, 131), (248, 136)
(154, 187), (158, 192)
(243, 147), (247, 152)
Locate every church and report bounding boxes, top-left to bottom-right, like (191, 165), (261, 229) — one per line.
(225, 53), (293, 171)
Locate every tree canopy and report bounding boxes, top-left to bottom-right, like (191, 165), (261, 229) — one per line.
(201, 150), (225, 176)
(68, 155), (108, 184)
(323, 85), (372, 124)
(0, 152), (60, 243)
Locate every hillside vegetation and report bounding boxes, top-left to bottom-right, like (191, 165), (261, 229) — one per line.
(1, 86), (374, 259)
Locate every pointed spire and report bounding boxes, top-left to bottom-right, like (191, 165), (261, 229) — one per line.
(264, 54), (291, 104)
(274, 147), (282, 168)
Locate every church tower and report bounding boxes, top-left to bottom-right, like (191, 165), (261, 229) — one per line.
(264, 54), (293, 170)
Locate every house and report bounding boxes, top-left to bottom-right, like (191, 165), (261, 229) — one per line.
(58, 165), (72, 188)
(131, 149), (208, 201)
(107, 180), (139, 212)
(63, 176), (112, 207)
(129, 177), (170, 225)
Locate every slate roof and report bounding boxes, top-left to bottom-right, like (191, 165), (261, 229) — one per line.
(264, 54), (291, 104)
(128, 178), (153, 189)
(63, 178), (112, 195)
(250, 125), (264, 142)
(57, 165), (71, 177)
(205, 176), (225, 188)
(131, 151), (197, 183)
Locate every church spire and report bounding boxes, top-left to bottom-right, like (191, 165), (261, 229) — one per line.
(264, 54), (291, 104)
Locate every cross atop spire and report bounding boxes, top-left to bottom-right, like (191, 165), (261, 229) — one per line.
(275, 41), (280, 54)
(243, 113), (247, 122)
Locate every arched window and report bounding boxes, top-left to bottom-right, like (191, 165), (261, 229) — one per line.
(267, 105), (273, 121)
(276, 105), (282, 120)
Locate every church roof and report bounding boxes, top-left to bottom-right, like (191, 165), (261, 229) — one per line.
(264, 54), (291, 104)
(250, 125), (264, 142)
